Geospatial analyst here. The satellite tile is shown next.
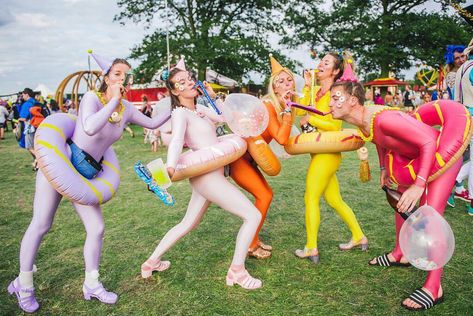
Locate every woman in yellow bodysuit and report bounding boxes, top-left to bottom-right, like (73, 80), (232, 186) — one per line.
(294, 52), (368, 263)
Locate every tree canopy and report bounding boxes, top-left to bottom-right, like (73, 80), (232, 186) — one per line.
(116, 0), (473, 83)
(282, 0), (472, 79)
(115, 0), (293, 83)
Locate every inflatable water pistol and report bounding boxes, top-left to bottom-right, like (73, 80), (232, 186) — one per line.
(135, 158), (175, 206)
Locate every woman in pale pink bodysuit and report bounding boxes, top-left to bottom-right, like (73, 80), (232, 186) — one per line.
(141, 67), (263, 290)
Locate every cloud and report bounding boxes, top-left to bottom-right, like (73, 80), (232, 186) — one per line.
(0, 9), (15, 26)
(15, 13), (55, 28)
(0, 0), (148, 94)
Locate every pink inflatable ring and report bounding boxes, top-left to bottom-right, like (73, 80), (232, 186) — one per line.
(387, 100), (472, 185)
(171, 134), (247, 182)
(34, 113), (120, 205)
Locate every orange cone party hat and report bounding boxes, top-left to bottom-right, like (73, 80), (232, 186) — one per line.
(269, 53), (285, 76)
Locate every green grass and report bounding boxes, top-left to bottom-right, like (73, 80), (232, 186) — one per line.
(1, 125), (473, 315)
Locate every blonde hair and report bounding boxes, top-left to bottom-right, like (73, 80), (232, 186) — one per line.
(464, 37), (473, 58)
(262, 69), (296, 123)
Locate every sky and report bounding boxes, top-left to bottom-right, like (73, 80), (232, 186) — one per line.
(0, 0), (470, 96)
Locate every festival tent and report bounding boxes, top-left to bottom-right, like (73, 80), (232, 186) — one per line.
(205, 68), (238, 89)
(34, 84), (54, 98)
(364, 77), (408, 97)
(126, 80), (167, 108)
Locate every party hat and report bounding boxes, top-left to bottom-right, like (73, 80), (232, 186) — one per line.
(175, 56), (186, 71)
(269, 53), (284, 76)
(88, 50), (113, 75)
(336, 60), (358, 82)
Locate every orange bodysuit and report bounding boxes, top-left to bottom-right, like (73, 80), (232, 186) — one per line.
(230, 101), (292, 250)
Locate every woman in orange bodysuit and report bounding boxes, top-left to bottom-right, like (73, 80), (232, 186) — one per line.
(230, 55), (294, 259)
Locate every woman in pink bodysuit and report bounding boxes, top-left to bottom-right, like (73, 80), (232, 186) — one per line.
(141, 66), (263, 290)
(329, 80), (469, 311)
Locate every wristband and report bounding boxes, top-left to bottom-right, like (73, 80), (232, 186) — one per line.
(280, 108), (291, 115)
(416, 175), (427, 182)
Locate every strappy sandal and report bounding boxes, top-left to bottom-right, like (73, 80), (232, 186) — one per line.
(401, 288), (444, 311)
(339, 236), (369, 251)
(141, 259), (171, 278)
(368, 253), (410, 267)
(83, 282), (118, 304)
(248, 247), (271, 259)
(7, 277), (40, 313)
(226, 268), (262, 290)
(257, 240), (272, 251)
(294, 247), (319, 264)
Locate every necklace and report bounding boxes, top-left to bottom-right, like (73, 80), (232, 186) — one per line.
(358, 107), (399, 142)
(173, 106), (198, 115)
(95, 91), (125, 124)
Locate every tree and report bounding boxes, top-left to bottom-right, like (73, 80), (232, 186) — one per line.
(115, 0), (294, 83)
(282, 0), (472, 79)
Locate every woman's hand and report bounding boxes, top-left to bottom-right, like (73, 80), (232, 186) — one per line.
(300, 115), (309, 126)
(277, 90), (294, 108)
(167, 167), (175, 178)
(110, 83), (123, 100)
(202, 81), (216, 100)
(304, 69), (312, 87)
(397, 184), (424, 213)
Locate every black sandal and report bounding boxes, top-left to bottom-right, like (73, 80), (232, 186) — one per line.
(401, 288), (444, 311)
(368, 253), (411, 267)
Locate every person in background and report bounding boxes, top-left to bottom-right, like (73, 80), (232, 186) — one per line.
(140, 95), (152, 139)
(68, 101), (78, 116)
(0, 100), (9, 140)
(48, 99), (60, 113)
(403, 85), (415, 110)
(384, 91), (394, 106)
(374, 93), (385, 105)
(444, 45), (467, 99)
(19, 88), (37, 164)
(452, 37), (473, 214)
(423, 92), (432, 104)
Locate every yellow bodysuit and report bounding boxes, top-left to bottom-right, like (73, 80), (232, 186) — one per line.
(298, 86), (365, 250)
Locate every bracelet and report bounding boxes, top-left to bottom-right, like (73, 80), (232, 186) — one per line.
(380, 166), (385, 170)
(416, 175), (427, 182)
(280, 108), (291, 116)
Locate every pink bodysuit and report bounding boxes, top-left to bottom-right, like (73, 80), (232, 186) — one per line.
(369, 104), (468, 300)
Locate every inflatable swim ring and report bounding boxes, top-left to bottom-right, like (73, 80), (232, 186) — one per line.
(246, 135), (281, 176)
(387, 100), (472, 185)
(34, 113), (120, 205)
(284, 128), (364, 155)
(171, 134), (247, 181)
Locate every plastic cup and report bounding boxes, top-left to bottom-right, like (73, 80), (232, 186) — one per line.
(146, 158), (172, 189)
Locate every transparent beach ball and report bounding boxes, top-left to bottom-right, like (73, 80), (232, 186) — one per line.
(399, 205), (455, 271)
(224, 93), (269, 137)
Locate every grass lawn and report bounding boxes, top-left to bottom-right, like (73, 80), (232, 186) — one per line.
(1, 125), (473, 315)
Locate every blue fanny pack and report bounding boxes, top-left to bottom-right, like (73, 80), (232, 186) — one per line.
(67, 139), (103, 179)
